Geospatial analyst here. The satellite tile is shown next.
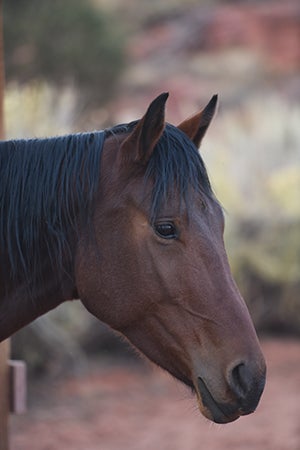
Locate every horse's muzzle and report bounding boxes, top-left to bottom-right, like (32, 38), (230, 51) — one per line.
(196, 361), (266, 424)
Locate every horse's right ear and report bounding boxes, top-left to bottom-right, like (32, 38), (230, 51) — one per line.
(120, 93), (168, 166)
(177, 95), (218, 148)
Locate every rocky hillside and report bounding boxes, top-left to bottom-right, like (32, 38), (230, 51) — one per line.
(105, 0), (300, 123)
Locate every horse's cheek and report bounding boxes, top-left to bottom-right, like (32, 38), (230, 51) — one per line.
(73, 232), (139, 329)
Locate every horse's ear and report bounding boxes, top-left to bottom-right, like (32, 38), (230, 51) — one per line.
(177, 95), (218, 148)
(120, 92), (168, 165)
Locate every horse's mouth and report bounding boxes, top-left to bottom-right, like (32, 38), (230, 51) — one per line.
(196, 377), (241, 424)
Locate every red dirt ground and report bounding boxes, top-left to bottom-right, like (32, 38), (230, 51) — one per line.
(10, 339), (300, 450)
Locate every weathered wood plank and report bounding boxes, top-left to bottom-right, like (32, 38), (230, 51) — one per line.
(9, 361), (27, 415)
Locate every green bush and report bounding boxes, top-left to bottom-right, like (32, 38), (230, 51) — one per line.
(229, 219), (300, 334)
(204, 95), (300, 334)
(4, 0), (125, 102)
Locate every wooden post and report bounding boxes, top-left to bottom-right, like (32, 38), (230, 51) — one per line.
(0, 342), (10, 450)
(0, 2), (10, 449)
(9, 361), (27, 415)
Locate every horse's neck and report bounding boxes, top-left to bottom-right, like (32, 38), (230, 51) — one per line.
(0, 274), (77, 342)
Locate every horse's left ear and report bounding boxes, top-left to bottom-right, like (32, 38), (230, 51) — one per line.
(120, 92), (168, 165)
(178, 95), (218, 148)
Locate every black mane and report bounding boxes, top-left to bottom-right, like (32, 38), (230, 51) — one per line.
(0, 131), (105, 292)
(0, 122), (213, 296)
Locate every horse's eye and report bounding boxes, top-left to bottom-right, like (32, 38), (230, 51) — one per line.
(154, 222), (178, 239)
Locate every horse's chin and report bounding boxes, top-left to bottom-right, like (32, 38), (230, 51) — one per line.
(194, 377), (241, 424)
(166, 369), (240, 423)
(196, 396), (240, 424)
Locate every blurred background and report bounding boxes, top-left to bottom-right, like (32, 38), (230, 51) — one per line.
(3, 0), (300, 449)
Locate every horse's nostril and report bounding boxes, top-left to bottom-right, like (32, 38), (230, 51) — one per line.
(229, 361), (266, 414)
(229, 362), (252, 400)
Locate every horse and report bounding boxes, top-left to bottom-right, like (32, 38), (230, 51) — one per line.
(0, 93), (266, 423)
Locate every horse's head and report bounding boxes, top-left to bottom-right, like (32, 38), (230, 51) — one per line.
(76, 93), (266, 424)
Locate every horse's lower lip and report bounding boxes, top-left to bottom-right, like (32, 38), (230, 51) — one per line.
(197, 377), (240, 424)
